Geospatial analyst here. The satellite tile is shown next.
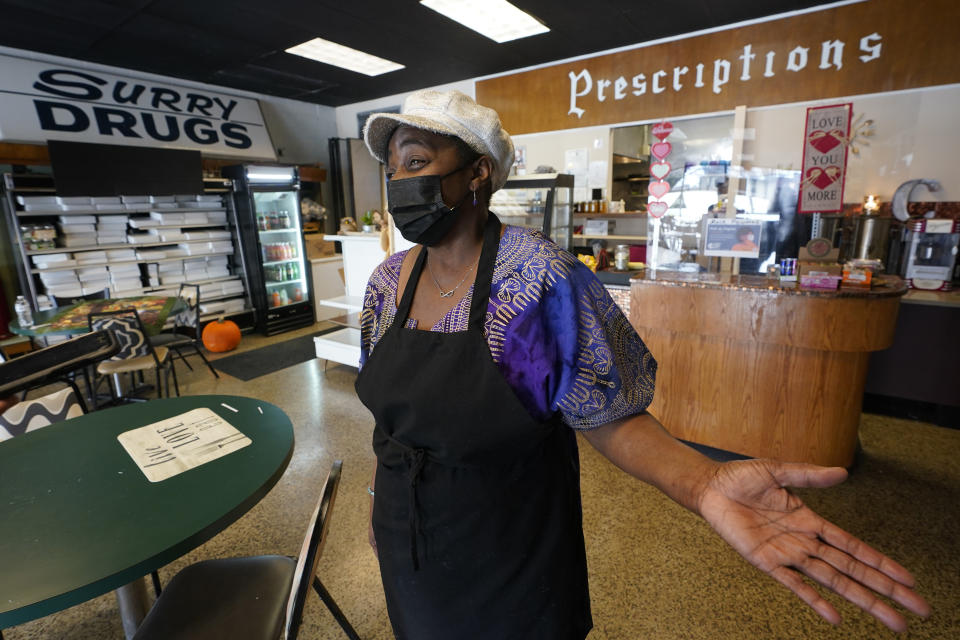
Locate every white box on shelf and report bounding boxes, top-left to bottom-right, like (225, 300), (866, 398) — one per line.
(199, 300), (227, 314)
(222, 298), (245, 313)
(149, 195), (176, 203)
(76, 251), (107, 264)
(32, 252), (73, 265)
(59, 224), (96, 234)
(129, 218), (159, 228)
(58, 215), (96, 224)
(136, 250), (167, 260)
(150, 212), (185, 224)
(46, 284), (83, 298)
(78, 267), (108, 280)
(61, 234), (97, 247)
(106, 249), (136, 260)
(121, 195), (150, 204)
(109, 263), (140, 275)
(17, 195), (58, 206)
(57, 197), (92, 205)
(39, 270), (79, 283)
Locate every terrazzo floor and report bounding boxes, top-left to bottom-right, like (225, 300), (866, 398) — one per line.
(4, 321), (958, 640)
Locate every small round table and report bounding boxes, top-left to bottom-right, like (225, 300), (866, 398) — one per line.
(0, 395), (294, 636)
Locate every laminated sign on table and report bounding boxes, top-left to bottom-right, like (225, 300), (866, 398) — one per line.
(118, 408), (252, 482)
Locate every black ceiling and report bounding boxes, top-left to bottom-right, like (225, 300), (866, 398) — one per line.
(0, 0), (841, 107)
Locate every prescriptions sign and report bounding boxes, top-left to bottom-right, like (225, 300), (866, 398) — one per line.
(0, 55), (276, 160)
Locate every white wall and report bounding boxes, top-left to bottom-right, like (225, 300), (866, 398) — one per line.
(744, 84), (960, 203)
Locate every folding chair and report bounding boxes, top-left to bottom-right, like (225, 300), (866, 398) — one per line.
(132, 460), (359, 640)
(149, 283), (219, 378)
(88, 309), (179, 406)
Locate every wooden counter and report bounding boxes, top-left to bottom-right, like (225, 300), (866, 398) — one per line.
(630, 271), (907, 467)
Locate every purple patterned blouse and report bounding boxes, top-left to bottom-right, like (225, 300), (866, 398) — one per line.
(359, 224), (657, 430)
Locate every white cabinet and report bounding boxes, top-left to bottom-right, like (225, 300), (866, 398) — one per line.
(313, 232), (385, 368)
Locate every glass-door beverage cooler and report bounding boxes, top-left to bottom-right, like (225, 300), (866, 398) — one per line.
(224, 165), (314, 335)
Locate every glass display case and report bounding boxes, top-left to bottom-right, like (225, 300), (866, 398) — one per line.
(490, 173), (575, 249)
(224, 165), (314, 336)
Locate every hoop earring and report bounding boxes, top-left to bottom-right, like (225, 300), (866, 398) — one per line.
(472, 189), (478, 206)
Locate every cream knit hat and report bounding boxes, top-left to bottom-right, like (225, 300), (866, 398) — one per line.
(363, 89), (515, 192)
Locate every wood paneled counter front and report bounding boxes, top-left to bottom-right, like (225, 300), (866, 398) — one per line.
(629, 271), (907, 467)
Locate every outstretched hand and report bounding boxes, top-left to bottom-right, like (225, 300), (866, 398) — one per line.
(698, 459), (930, 632)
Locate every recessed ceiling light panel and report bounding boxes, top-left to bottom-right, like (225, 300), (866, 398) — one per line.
(420, 0), (549, 43)
(285, 37), (405, 76)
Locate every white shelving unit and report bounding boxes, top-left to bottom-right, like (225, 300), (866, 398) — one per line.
(3, 173), (254, 324)
(313, 233), (383, 368)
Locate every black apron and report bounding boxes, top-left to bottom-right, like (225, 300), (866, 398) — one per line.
(355, 214), (592, 640)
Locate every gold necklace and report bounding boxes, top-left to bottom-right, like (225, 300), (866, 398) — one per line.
(427, 257), (474, 298)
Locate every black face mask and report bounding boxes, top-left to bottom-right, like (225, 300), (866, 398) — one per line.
(387, 165), (471, 246)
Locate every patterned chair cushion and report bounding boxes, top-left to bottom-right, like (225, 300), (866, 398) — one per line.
(0, 387), (84, 441)
(91, 315), (149, 360)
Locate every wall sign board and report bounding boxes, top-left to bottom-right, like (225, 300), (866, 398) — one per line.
(798, 103), (852, 213)
(0, 55), (276, 160)
(476, 0), (960, 135)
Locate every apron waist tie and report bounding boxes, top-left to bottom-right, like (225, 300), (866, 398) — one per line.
(405, 448), (426, 571)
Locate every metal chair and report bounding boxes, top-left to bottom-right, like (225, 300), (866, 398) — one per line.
(132, 460), (359, 640)
(87, 309), (179, 406)
(149, 283), (219, 379)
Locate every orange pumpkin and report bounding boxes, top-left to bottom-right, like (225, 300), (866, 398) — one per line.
(202, 317), (241, 352)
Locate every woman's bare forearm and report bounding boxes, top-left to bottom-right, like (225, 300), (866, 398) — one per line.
(581, 412), (720, 515)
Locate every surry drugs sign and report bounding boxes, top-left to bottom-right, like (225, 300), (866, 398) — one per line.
(0, 55), (276, 160)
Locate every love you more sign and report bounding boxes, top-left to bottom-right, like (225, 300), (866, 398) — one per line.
(799, 103), (852, 213)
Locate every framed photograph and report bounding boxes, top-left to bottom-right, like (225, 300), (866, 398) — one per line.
(703, 218), (762, 258)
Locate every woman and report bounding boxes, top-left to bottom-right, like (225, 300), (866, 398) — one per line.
(731, 226), (759, 251)
(355, 90), (928, 639)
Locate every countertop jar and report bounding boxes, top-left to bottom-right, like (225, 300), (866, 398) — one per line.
(614, 244), (630, 271)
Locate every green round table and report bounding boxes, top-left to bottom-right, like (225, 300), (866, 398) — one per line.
(0, 395), (294, 633)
